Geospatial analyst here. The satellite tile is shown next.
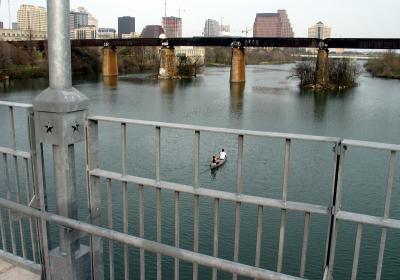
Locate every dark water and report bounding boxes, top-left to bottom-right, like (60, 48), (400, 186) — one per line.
(0, 65), (400, 280)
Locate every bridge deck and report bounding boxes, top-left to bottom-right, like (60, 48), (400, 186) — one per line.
(7, 37), (400, 50)
(0, 259), (40, 280)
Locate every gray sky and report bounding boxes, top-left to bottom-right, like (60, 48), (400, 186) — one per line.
(1, 0), (400, 38)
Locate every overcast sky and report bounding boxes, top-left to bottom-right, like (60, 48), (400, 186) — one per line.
(1, 0), (400, 38)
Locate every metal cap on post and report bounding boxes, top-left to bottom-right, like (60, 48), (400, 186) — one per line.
(32, 0), (94, 279)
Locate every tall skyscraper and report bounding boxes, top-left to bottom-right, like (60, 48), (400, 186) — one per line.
(141, 25), (164, 38)
(162, 16), (182, 38)
(253, 10), (294, 37)
(308, 21), (331, 39)
(17, 4), (47, 32)
(118, 16), (135, 38)
(70, 7), (89, 30)
(203, 19), (220, 37)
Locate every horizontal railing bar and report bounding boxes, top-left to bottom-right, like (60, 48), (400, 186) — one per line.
(342, 140), (400, 152)
(89, 116), (340, 143)
(336, 211), (400, 230)
(0, 198), (304, 280)
(0, 147), (31, 159)
(90, 169), (329, 215)
(0, 101), (33, 109)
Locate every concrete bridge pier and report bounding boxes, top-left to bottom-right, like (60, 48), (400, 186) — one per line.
(103, 46), (118, 77)
(159, 46), (177, 79)
(315, 47), (329, 87)
(230, 46), (246, 83)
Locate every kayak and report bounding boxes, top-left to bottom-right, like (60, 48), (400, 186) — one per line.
(210, 155), (227, 169)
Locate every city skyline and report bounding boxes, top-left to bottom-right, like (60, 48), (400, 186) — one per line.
(1, 0), (400, 37)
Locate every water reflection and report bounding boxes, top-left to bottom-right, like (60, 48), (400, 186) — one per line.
(103, 76), (118, 88)
(313, 91), (328, 122)
(0, 78), (48, 93)
(159, 79), (177, 94)
(230, 83), (245, 119)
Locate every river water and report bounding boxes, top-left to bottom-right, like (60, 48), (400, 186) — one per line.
(0, 64), (399, 279)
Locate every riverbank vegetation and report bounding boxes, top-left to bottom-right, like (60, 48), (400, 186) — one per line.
(117, 47), (160, 74)
(292, 58), (360, 90)
(0, 41), (102, 79)
(365, 52), (400, 79)
(204, 47), (295, 66)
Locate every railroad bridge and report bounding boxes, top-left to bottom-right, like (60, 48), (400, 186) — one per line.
(8, 37), (400, 85)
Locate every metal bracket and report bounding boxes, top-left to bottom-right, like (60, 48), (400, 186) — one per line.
(231, 40), (242, 48)
(28, 194), (40, 210)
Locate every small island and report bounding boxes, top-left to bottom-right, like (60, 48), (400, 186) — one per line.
(292, 50), (360, 91)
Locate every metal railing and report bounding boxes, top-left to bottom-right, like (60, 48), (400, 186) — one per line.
(86, 116), (341, 280)
(0, 100), (399, 279)
(0, 101), (41, 274)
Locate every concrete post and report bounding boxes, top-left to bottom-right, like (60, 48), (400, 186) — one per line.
(315, 47), (330, 87)
(103, 47), (118, 77)
(32, 0), (97, 279)
(159, 46), (177, 79)
(230, 47), (246, 83)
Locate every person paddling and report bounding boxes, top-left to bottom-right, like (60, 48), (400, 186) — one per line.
(219, 149), (226, 160)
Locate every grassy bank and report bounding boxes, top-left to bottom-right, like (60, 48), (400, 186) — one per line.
(365, 52), (400, 79)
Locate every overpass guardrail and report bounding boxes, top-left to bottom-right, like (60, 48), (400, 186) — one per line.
(0, 100), (399, 280)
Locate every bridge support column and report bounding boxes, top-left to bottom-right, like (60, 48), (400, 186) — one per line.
(159, 46), (177, 79)
(230, 46), (246, 83)
(103, 47), (118, 77)
(315, 47), (329, 87)
(33, 0), (95, 279)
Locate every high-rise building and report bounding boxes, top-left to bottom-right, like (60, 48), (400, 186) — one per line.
(70, 7), (89, 30)
(162, 16), (182, 38)
(12, 22), (19, 30)
(141, 25), (164, 38)
(308, 21), (331, 39)
(88, 14), (98, 29)
(253, 10), (294, 37)
(203, 19), (220, 37)
(17, 4), (47, 32)
(221, 24), (230, 33)
(118, 16), (135, 38)
(0, 22), (3, 29)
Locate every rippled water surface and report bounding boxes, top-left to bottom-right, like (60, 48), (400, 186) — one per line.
(1, 64), (400, 279)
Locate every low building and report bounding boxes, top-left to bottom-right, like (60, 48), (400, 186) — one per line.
(0, 29), (47, 41)
(175, 46), (205, 61)
(121, 32), (140, 39)
(98, 28), (116, 39)
(0, 22), (3, 29)
(141, 25), (164, 38)
(70, 25), (97, 39)
(12, 22), (19, 30)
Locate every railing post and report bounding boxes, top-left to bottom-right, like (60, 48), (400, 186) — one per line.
(86, 119), (104, 279)
(324, 141), (345, 280)
(28, 106), (50, 275)
(32, 0), (93, 279)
